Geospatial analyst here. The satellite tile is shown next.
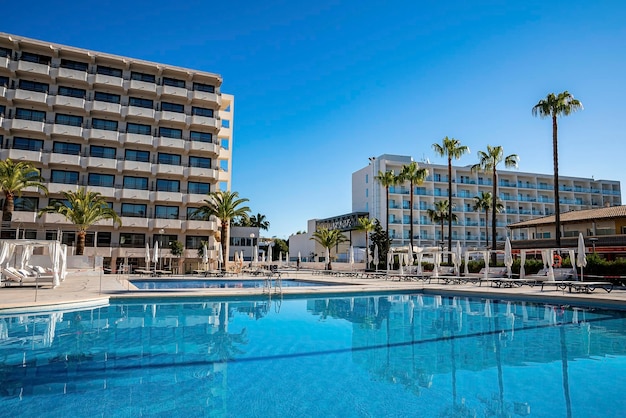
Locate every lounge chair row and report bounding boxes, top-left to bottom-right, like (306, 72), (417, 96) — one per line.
(2, 266), (55, 287)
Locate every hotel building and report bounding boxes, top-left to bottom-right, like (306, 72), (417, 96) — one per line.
(352, 154), (621, 249)
(0, 33), (233, 273)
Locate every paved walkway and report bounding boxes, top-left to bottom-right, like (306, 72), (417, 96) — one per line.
(1, 269), (626, 311)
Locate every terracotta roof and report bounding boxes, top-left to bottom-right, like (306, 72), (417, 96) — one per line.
(508, 205), (626, 229)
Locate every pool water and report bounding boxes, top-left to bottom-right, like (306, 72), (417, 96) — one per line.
(130, 278), (338, 289)
(1, 293), (626, 417)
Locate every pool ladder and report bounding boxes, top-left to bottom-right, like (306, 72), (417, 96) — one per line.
(263, 272), (282, 295)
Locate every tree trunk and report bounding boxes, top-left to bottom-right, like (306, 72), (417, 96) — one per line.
(447, 157), (453, 263)
(2, 193), (14, 222)
(365, 233), (369, 270)
(553, 115), (561, 248)
(327, 247), (332, 270)
(385, 187), (390, 242)
(76, 230), (86, 255)
(492, 168), (497, 265)
(409, 180), (414, 251)
(221, 221), (229, 271)
(484, 208), (489, 249)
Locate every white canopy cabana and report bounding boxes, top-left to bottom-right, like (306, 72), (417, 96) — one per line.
(0, 239), (68, 287)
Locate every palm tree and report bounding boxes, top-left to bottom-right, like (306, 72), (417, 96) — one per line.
(357, 216), (376, 268)
(375, 170), (399, 242)
(427, 200), (457, 245)
(249, 213), (270, 230)
(472, 192), (503, 248)
(310, 227), (348, 270)
(532, 91), (583, 248)
(0, 159), (48, 222)
(399, 162), (429, 251)
(433, 137), (469, 262)
(38, 188), (121, 255)
(471, 146), (518, 260)
(194, 191), (251, 269)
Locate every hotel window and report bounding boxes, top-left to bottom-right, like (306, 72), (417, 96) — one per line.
(188, 181), (209, 195)
(14, 197), (39, 212)
(129, 97), (154, 109)
(161, 102), (184, 113)
(96, 65), (123, 78)
(15, 108), (46, 122)
(155, 205), (179, 219)
(191, 107), (214, 118)
(186, 235), (208, 249)
(123, 176), (148, 190)
(0, 76), (8, 88)
(0, 47), (11, 58)
(51, 170), (79, 184)
(190, 131), (213, 143)
(53, 141), (81, 156)
(157, 153), (181, 166)
(90, 145), (116, 159)
(120, 233), (146, 248)
(13, 137), (43, 151)
(60, 59), (88, 72)
(88, 173), (115, 188)
(126, 122), (151, 135)
(18, 79), (49, 93)
(0, 105), (5, 117)
(94, 91), (121, 104)
(55, 113), (83, 127)
(121, 203), (147, 218)
(159, 127), (182, 139)
(96, 232), (112, 247)
(92, 118), (118, 131)
(130, 71), (155, 83)
(220, 138), (229, 150)
(186, 207), (203, 221)
(193, 82), (215, 93)
(189, 156), (211, 169)
(20, 52), (51, 65)
(156, 179), (180, 193)
(162, 77), (185, 88)
(125, 149), (150, 162)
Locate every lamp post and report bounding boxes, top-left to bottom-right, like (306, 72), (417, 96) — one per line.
(249, 233), (255, 267)
(589, 237), (598, 254)
(439, 240), (445, 253)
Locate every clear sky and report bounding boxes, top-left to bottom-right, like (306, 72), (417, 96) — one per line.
(5, 0), (625, 239)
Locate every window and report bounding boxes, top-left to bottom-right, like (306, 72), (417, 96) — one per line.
(14, 197), (39, 212)
(88, 173), (115, 187)
(129, 97), (154, 109)
(0, 105), (5, 117)
(0, 47), (11, 58)
(186, 235), (209, 249)
(90, 145), (116, 159)
(121, 203), (147, 218)
(94, 91), (121, 104)
(188, 182), (209, 195)
(156, 179), (180, 192)
(60, 59), (88, 72)
(193, 82), (215, 93)
(97, 66), (123, 78)
(155, 205), (179, 219)
(220, 138), (229, 150)
(162, 77), (185, 88)
(21, 52), (51, 65)
(55, 113), (83, 127)
(96, 232), (112, 247)
(159, 127), (182, 139)
(53, 141), (81, 155)
(125, 149), (150, 162)
(186, 207), (204, 221)
(130, 71), (155, 83)
(15, 108), (46, 122)
(190, 131), (213, 143)
(192, 107), (214, 118)
(161, 102), (184, 113)
(51, 170), (79, 184)
(13, 137), (43, 151)
(91, 118), (118, 131)
(18, 80), (49, 93)
(0, 76), (8, 88)
(157, 153), (181, 165)
(120, 233), (146, 248)
(189, 156), (211, 169)
(123, 176), (148, 190)
(126, 122), (151, 135)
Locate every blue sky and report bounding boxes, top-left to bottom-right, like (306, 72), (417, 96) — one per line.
(5, 0), (625, 239)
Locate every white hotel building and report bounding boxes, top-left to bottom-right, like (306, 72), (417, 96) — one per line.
(353, 154), (621, 249)
(0, 33), (233, 273)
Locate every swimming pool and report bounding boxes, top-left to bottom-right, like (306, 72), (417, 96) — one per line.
(1, 293), (625, 417)
(130, 278), (339, 289)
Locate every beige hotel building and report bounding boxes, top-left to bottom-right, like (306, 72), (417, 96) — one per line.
(0, 33), (233, 273)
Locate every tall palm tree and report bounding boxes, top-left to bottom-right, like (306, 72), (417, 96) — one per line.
(249, 213), (270, 230)
(38, 188), (121, 255)
(399, 162), (429, 251)
(310, 227), (348, 270)
(0, 159), (48, 222)
(532, 91), (583, 248)
(427, 200), (457, 245)
(194, 191), (251, 269)
(472, 192), (503, 248)
(471, 146), (518, 260)
(433, 137), (470, 262)
(375, 170), (399, 242)
(357, 216), (376, 268)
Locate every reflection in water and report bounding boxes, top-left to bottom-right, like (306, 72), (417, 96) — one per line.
(0, 294), (625, 416)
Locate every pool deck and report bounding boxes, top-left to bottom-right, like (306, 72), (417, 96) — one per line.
(1, 269), (626, 312)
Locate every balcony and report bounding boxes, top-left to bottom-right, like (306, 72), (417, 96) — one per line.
(124, 105), (156, 120)
(119, 216), (149, 228)
(152, 163), (184, 177)
(186, 140), (219, 155)
(40, 212), (72, 225)
(46, 182), (80, 194)
(155, 136), (185, 150)
(55, 67), (88, 83)
(91, 73), (124, 89)
(118, 159), (151, 173)
(151, 191), (183, 203)
(13, 89), (47, 104)
(182, 219), (217, 232)
(48, 94), (86, 109)
(159, 85), (188, 99)
(46, 152), (81, 167)
(121, 132), (154, 147)
(91, 100), (122, 115)
(184, 166), (217, 179)
(2, 148), (42, 161)
(84, 156), (117, 171)
(187, 115), (219, 129)
(189, 90), (221, 105)
(17, 60), (50, 76)
(88, 128), (119, 143)
(10, 211), (38, 225)
(85, 185), (116, 199)
(0, 56), (9, 71)
(183, 194), (208, 204)
(127, 79), (157, 94)
(8, 118), (46, 133)
(149, 218), (183, 231)
(119, 188), (150, 201)
(93, 218), (115, 227)
(158, 110), (187, 125)
(51, 123), (83, 138)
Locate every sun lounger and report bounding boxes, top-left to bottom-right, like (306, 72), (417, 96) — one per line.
(2, 267), (54, 287)
(134, 269), (153, 276)
(540, 280), (614, 293)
